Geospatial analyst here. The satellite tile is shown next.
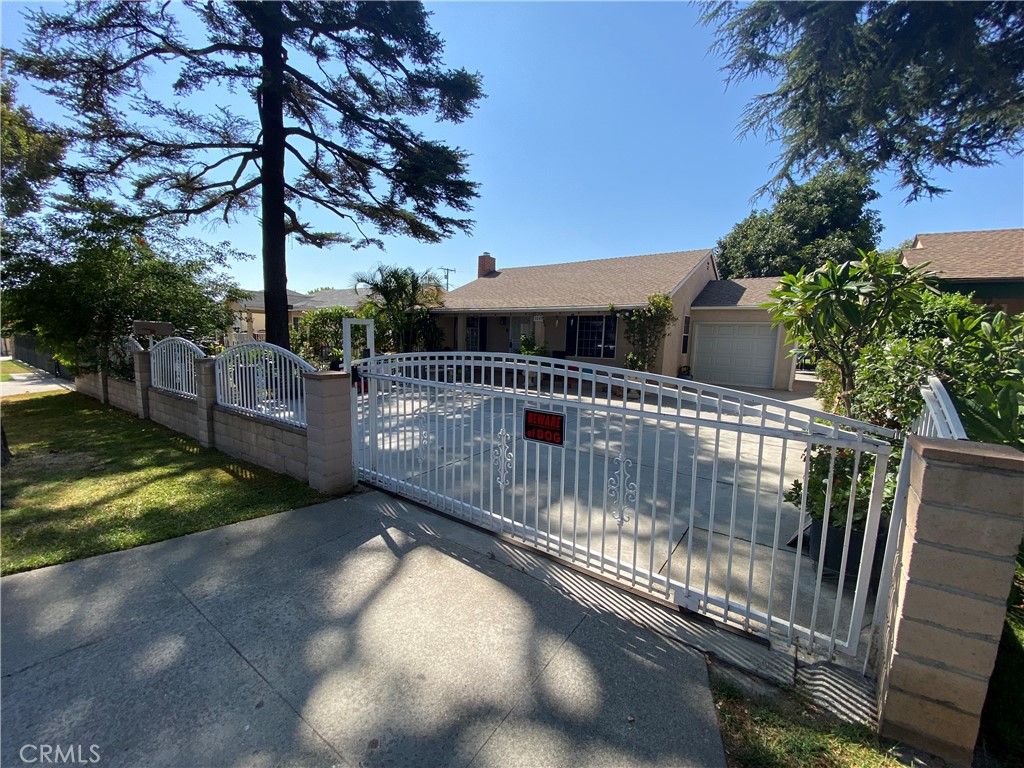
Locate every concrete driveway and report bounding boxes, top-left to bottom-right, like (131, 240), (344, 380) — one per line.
(1, 490), (727, 768)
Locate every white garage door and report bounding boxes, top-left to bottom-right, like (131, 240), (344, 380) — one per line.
(692, 323), (776, 388)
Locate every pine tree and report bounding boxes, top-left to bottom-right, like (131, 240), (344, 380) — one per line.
(12, 1), (483, 347)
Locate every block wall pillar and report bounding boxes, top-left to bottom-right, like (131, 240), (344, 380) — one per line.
(301, 370), (354, 493)
(877, 434), (1024, 765)
(303, 371), (355, 494)
(194, 358), (217, 448)
(133, 350), (151, 419)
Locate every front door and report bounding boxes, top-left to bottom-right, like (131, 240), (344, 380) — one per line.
(510, 317), (532, 352)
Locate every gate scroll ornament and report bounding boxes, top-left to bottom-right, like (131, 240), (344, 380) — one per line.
(607, 453), (636, 526)
(493, 429), (513, 488)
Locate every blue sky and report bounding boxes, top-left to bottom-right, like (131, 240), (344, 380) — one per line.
(3, 1), (1022, 292)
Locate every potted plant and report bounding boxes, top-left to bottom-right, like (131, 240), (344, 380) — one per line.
(784, 446), (896, 583)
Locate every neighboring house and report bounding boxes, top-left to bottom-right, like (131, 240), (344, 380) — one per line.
(900, 228), (1024, 314)
(689, 277), (794, 390)
(229, 288), (363, 340)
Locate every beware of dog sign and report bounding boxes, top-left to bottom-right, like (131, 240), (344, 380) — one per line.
(523, 409), (564, 446)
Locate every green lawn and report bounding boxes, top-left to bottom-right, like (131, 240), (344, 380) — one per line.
(0, 390), (328, 575)
(1, 359), (33, 382)
(712, 679), (905, 768)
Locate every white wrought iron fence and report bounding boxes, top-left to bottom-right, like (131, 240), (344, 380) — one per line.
(355, 351), (897, 658)
(911, 375), (970, 440)
(867, 375), (967, 673)
(215, 342), (316, 426)
(106, 336), (144, 380)
(150, 337), (207, 398)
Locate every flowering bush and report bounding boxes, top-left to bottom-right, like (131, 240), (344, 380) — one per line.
(784, 446), (897, 530)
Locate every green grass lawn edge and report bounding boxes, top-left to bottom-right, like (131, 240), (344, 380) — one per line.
(1, 390), (330, 575)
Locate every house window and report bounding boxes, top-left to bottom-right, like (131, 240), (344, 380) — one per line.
(568, 315), (617, 359)
(681, 315), (691, 354)
(292, 316), (300, 331)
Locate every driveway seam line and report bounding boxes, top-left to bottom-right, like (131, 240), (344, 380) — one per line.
(164, 576), (353, 768)
(464, 609), (592, 768)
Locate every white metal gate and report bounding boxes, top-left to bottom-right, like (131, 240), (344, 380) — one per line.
(354, 351), (895, 658)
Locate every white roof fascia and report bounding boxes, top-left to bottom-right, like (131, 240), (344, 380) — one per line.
(690, 305), (771, 310)
(432, 304), (645, 314)
(666, 252), (715, 298)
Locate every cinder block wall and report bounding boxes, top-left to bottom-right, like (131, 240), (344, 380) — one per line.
(106, 377), (137, 414)
(149, 390), (203, 443)
(72, 353), (354, 496)
(878, 435), (1024, 765)
(212, 406), (308, 482)
(74, 372), (103, 400)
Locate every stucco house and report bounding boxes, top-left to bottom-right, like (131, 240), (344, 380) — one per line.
(229, 288), (363, 341)
(901, 228), (1024, 314)
(434, 251), (795, 390)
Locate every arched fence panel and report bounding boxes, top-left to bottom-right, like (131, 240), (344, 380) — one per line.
(215, 342), (316, 426)
(151, 337), (207, 398)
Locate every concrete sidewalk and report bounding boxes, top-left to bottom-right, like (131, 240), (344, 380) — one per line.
(1, 490), (729, 768)
(0, 356), (75, 397)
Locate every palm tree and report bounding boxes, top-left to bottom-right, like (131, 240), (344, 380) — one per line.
(352, 265), (444, 353)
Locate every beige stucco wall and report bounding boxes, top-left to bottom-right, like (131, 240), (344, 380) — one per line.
(660, 256), (717, 377)
(689, 307), (795, 390)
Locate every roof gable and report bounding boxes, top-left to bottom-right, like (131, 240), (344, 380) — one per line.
(441, 249), (714, 311)
(901, 228), (1024, 281)
(692, 278), (782, 308)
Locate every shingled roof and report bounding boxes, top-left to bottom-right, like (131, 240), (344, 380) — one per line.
(236, 289), (315, 312)
(438, 249), (714, 312)
(901, 228), (1024, 281)
(236, 288), (364, 312)
(691, 277), (783, 307)
(303, 288), (363, 311)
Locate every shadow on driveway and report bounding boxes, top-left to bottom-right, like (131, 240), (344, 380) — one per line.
(1, 490), (726, 768)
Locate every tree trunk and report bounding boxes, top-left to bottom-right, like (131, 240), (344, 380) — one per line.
(1, 424), (12, 467)
(250, 1), (290, 350)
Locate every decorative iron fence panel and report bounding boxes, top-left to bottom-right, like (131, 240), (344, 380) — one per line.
(150, 337), (206, 398)
(214, 342), (315, 426)
(355, 352), (895, 658)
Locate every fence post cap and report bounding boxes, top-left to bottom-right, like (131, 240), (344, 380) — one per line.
(908, 433), (1024, 473)
(302, 370), (349, 381)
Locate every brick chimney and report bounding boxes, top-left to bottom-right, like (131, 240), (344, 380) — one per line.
(478, 251), (496, 278)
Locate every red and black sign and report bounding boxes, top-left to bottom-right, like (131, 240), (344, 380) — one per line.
(523, 409), (564, 446)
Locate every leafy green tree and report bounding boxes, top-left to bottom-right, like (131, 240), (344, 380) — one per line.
(0, 77), (67, 218)
(715, 167), (881, 278)
(291, 306), (359, 368)
(615, 293), (677, 372)
(702, 2), (1024, 200)
(2, 199), (247, 372)
(11, 1), (483, 348)
(765, 250), (936, 417)
(0, 76), (68, 467)
(352, 264), (443, 353)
